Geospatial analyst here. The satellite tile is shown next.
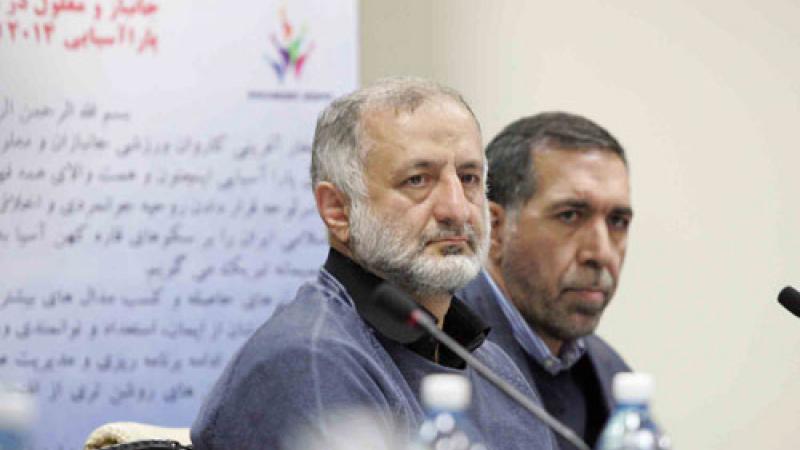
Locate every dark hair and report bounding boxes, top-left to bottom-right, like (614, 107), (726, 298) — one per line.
(486, 111), (627, 208)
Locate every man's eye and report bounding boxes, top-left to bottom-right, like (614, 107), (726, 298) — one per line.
(404, 175), (425, 186)
(609, 214), (631, 230)
(557, 210), (580, 223)
(460, 174), (480, 185)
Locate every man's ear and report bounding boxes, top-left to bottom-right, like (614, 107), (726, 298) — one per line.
(315, 182), (351, 244)
(489, 202), (507, 266)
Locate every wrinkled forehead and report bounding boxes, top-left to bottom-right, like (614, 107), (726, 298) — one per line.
(359, 101), (483, 175)
(364, 96), (479, 142)
(531, 147), (630, 204)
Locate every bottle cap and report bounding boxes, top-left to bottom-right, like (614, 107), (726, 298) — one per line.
(612, 372), (654, 404)
(420, 374), (471, 411)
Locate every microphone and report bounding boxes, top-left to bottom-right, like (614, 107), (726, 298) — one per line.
(372, 282), (591, 450)
(778, 286), (800, 318)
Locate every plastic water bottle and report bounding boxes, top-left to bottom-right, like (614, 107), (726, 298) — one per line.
(596, 373), (671, 450)
(416, 374), (487, 450)
(0, 383), (35, 450)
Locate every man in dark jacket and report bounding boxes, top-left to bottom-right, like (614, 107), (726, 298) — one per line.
(460, 112), (633, 450)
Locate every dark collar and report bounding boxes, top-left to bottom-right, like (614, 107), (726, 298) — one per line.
(323, 248), (489, 369)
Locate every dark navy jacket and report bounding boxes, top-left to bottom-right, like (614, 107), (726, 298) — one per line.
(459, 271), (631, 433)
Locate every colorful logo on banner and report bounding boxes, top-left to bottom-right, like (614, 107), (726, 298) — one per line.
(265, 8), (315, 82)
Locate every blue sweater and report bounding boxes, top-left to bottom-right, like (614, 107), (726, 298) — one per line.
(192, 251), (557, 450)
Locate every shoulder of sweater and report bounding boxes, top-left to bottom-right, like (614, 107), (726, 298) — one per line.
(471, 338), (539, 396)
(227, 283), (386, 374)
(585, 333), (631, 371)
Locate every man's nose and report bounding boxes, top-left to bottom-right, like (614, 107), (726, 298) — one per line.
(431, 173), (470, 228)
(577, 218), (618, 272)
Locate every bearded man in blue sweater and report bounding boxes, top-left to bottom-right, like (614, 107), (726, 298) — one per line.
(191, 78), (557, 450)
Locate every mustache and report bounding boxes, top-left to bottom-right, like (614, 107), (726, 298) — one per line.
(421, 223), (480, 250)
(561, 268), (615, 293)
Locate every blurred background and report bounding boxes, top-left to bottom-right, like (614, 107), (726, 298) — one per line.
(360, 1), (799, 449)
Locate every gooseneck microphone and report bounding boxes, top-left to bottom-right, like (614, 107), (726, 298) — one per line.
(372, 282), (591, 450)
(778, 286), (800, 318)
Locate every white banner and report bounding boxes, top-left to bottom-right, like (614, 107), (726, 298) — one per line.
(0, 1), (357, 449)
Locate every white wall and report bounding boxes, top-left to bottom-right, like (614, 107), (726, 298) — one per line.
(362, 1), (800, 449)
(360, 1), (433, 82)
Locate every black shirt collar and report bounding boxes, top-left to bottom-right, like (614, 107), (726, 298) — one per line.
(323, 248), (489, 369)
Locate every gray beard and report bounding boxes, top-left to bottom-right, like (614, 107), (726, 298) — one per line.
(347, 199), (488, 297)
